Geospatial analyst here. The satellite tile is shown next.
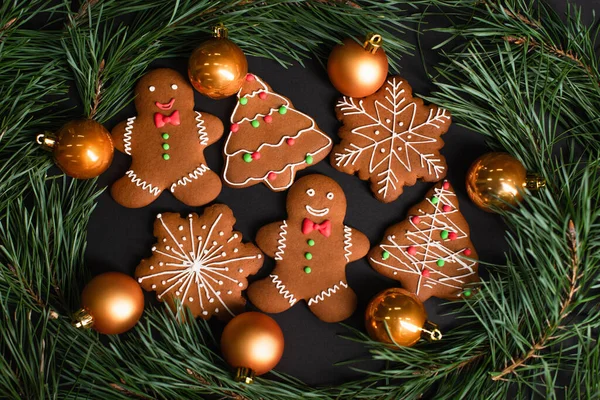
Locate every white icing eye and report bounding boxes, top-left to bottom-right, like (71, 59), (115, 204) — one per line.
(306, 189), (315, 197)
(149, 86), (156, 92)
(171, 84), (178, 90)
(327, 192), (334, 200)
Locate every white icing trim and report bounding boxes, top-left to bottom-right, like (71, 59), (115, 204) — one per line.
(170, 164), (210, 192)
(305, 205), (329, 217)
(274, 220), (287, 261)
(195, 111), (208, 146)
(307, 280), (348, 306)
(229, 77), (290, 124)
(269, 274), (297, 306)
(125, 170), (161, 196)
(343, 225), (352, 263)
(123, 117), (135, 155)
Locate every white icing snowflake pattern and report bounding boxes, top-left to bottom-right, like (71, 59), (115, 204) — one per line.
(333, 77), (450, 202)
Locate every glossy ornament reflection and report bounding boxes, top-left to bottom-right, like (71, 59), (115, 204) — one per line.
(365, 288), (441, 347)
(220, 312), (284, 384)
(37, 119), (114, 179)
(327, 33), (388, 98)
(72, 272), (144, 335)
(188, 23), (248, 99)
(466, 152), (546, 212)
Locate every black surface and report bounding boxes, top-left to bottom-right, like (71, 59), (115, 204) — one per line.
(82, 0), (599, 387)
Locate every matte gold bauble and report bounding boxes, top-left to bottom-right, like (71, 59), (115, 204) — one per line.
(73, 272), (144, 335)
(466, 152), (546, 212)
(365, 288), (441, 347)
(327, 33), (388, 98)
(221, 312), (284, 383)
(37, 119), (114, 179)
(188, 24), (248, 99)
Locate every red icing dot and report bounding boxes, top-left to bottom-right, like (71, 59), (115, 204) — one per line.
(267, 172), (277, 181)
(251, 152), (261, 160)
(443, 181), (450, 190)
(463, 248), (472, 256)
(286, 138), (295, 146)
(449, 232), (458, 240)
(230, 123), (239, 133)
(442, 204), (452, 212)
(264, 115), (273, 123)
(258, 91), (267, 100)
(422, 269), (430, 278)
(406, 245), (417, 256)
(411, 216), (421, 224)
(245, 73), (255, 81)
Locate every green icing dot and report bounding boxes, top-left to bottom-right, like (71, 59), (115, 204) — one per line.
(239, 97), (248, 105)
(162, 153), (170, 160)
(304, 252), (313, 260)
(305, 155), (314, 164)
(162, 143), (170, 150)
(436, 259), (445, 267)
(307, 239), (315, 246)
(278, 106), (287, 114)
(431, 196), (439, 205)
(243, 153), (253, 163)
(382, 251), (390, 260)
(251, 120), (260, 128)
(161, 133), (169, 140)
(304, 266), (312, 274)
(463, 288), (472, 297)
(440, 230), (449, 240)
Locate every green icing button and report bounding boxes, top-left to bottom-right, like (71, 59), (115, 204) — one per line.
(304, 266), (312, 274)
(307, 239), (315, 246)
(304, 252), (313, 260)
(251, 120), (260, 128)
(239, 97), (248, 105)
(162, 153), (170, 160)
(463, 288), (472, 297)
(161, 133), (169, 140)
(431, 196), (439, 204)
(243, 153), (253, 163)
(279, 106), (287, 114)
(162, 143), (170, 150)
(437, 259), (445, 267)
(440, 230), (449, 240)
(305, 155), (314, 164)
(382, 251), (390, 260)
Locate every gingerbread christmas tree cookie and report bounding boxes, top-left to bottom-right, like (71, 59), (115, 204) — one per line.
(135, 205), (263, 321)
(247, 174), (370, 323)
(223, 73), (332, 191)
(368, 180), (479, 300)
(331, 76), (451, 203)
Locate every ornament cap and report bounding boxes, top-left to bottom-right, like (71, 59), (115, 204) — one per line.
(71, 308), (94, 330)
(36, 132), (57, 151)
(422, 320), (443, 342)
(213, 23), (228, 39)
(234, 367), (256, 384)
(525, 173), (546, 191)
(363, 33), (383, 54)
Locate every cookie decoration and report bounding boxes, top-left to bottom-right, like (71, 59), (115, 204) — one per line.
(222, 73), (332, 191)
(368, 180), (479, 301)
(247, 174), (369, 323)
(331, 76), (451, 203)
(111, 68), (224, 208)
(135, 205), (263, 321)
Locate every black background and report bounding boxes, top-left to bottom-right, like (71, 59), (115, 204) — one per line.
(81, 0), (599, 387)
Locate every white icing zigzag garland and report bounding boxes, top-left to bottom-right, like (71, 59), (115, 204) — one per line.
(123, 116), (135, 155)
(369, 182), (477, 298)
(270, 274), (297, 305)
(343, 225), (353, 262)
(195, 111), (208, 146)
(307, 280), (348, 306)
(334, 77), (450, 200)
(274, 220), (288, 261)
(125, 169), (161, 196)
(170, 164), (210, 192)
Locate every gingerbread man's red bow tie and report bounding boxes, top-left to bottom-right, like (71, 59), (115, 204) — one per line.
(302, 218), (332, 237)
(154, 110), (180, 128)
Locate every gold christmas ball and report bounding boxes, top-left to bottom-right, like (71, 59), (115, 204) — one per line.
(365, 288), (428, 347)
(79, 272), (144, 335)
(327, 34), (388, 98)
(37, 119), (114, 179)
(221, 312), (284, 383)
(188, 25), (248, 99)
(466, 152), (531, 212)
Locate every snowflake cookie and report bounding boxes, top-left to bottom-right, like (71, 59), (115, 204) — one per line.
(368, 180), (479, 301)
(331, 76), (451, 203)
(135, 205), (263, 321)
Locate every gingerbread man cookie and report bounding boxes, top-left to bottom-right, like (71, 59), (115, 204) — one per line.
(111, 68), (224, 208)
(247, 174), (369, 323)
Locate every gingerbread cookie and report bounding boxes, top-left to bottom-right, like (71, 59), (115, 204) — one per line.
(331, 76), (451, 203)
(111, 68), (224, 208)
(247, 174), (369, 322)
(135, 205), (263, 321)
(222, 73), (332, 191)
(368, 180), (479, 300)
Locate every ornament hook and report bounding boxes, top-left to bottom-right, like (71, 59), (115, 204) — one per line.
(213, 23), (228, 39)
(71, 308), (94, 330)
(525, 174), (546, 190)
(422, 320), (443, 342)
(234, 367), (256, 384)
(364, 33), (383, 54)
(36, 132), (57, 151)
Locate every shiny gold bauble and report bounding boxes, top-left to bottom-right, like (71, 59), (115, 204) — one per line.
(365, 288), (433, 347)
(37, 119), (114, 179)
(221, 312), (284, 383)
(327, 33), (388, 98)
(75, 272), (145, 335)
(188, 24), (248, 99)
(466, 152), (545, 212)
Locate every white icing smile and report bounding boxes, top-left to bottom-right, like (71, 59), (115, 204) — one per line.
(305, 205), (329, 217)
